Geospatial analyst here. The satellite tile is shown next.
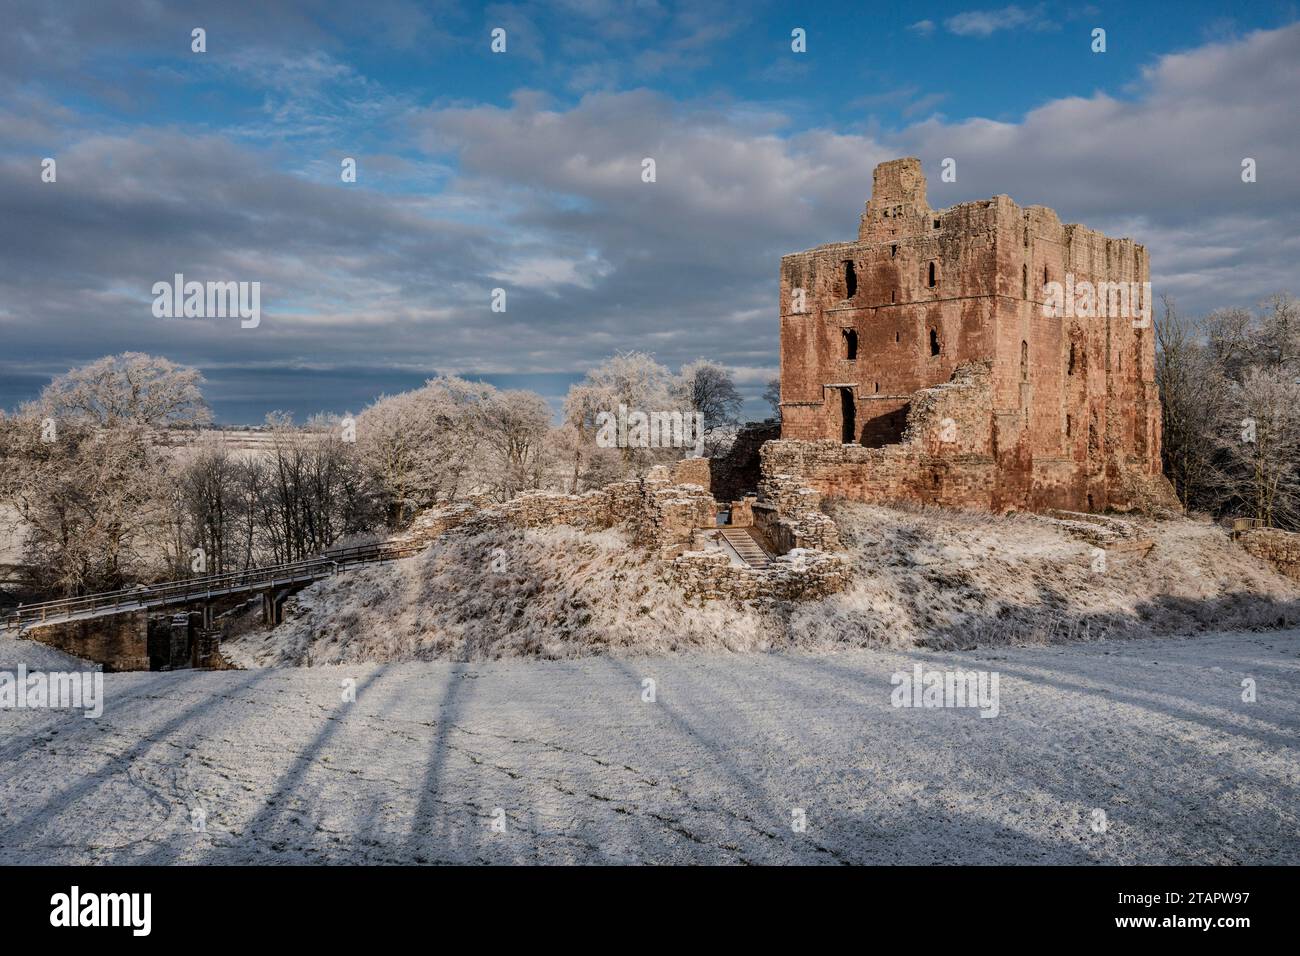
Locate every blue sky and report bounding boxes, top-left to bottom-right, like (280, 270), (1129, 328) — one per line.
(2, 0), (1298, 422)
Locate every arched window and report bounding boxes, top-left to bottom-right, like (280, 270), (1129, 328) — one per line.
(928, 261), (937, 288)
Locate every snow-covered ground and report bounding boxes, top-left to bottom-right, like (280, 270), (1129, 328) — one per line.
(2, 629), (1297, 864)
(222, 507), (1300, 666)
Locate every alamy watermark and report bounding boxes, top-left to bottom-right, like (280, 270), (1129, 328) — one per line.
(0, 666), (103, 718)
(891, 664), (1000, 718)
(50, 886), (150, 936)
(1042, 272), (1151, 328)
(595, 404), (705, 457)
(151, 273), (260, 328)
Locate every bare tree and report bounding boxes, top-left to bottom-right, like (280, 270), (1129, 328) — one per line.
(180, 441), (240, 575)
(677, 359), (742, 455)
(255, 413), (374, 563)
(762, 376), (782, 421)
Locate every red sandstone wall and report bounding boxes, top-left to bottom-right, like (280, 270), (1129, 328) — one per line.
(776, 156), (1170, 513)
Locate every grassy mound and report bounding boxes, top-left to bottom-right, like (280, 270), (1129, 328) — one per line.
(223, 504), (1300, 665)
(224, 526), (772, 666)
(784, 503), (1300, 650)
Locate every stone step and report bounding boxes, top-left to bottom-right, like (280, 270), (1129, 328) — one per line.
(720, 528), (772, 569)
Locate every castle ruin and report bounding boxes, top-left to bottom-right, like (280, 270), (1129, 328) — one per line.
(766, 157), (1174, 513)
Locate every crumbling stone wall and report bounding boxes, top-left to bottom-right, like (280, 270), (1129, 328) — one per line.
(401, 470), (714, 559)
(751, 476), (841, 553)
(671, 549), (850, 602)
(668, 457), (711, 491)
(400, 464), (846, 602)
(777, 156), (1175, 514)
(1238, 528), (1300, 583)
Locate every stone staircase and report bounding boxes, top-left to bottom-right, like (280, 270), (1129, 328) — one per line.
(719, 527), (772, 569)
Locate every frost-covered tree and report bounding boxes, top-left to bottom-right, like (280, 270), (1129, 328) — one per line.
(474, 388), (554, 502)
(33, 352), (210, 429)
(1156, 296), (1231, 512)
(1219, 369), (1300, 528)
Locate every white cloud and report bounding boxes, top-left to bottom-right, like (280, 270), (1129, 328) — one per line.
(944, 5), (1052, 37)
(2, 18), (1298, 418)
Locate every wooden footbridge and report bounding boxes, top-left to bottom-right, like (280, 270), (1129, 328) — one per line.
(0, 541), (423, 635)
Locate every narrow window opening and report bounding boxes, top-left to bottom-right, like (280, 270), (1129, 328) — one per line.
(928, 261), (937, 288)
(1022, 264), (1028, 299)
(891, 289), (896, 303)
(894, 330), (900, 343)
(929, 328), (940, 357)
(933, 218), (941, 229)
(1020, 340), (1029, 381)
(1068, 343), (1076, 376)
(842, 328), (858, 360)
(840, 388), (856, 444)
(891, 244), (898, 257)
(1043, 265), (1049, 286)
(1023, 227), (1029, 248)
(843, 260), (857, 298)
(1066, 414), (1073, 437)
(874, 382), (880, 393)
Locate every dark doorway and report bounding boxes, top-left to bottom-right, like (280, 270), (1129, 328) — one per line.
(840, 388), (856, 443)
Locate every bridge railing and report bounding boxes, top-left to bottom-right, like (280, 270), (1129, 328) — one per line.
(1, 541), (423, 631)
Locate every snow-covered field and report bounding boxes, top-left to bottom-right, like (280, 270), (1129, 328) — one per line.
(2, 629), (1297, 864)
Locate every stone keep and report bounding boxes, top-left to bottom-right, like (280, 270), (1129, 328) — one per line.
(771, 157), (1172, 512)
